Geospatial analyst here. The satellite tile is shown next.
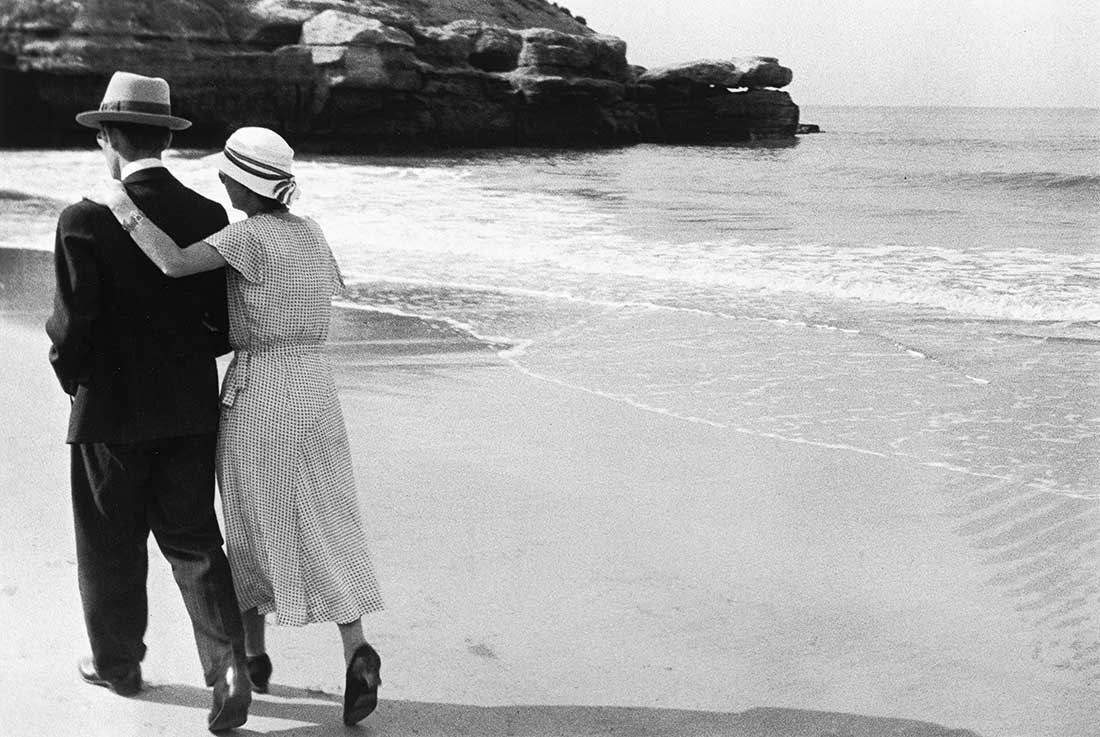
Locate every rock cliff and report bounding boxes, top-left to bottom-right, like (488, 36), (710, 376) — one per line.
(0, 0), (799, 148)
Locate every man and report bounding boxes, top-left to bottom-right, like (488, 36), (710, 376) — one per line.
(45, 71), (251, 733)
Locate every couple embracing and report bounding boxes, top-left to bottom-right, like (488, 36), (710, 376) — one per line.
(46, 71), (384, 732)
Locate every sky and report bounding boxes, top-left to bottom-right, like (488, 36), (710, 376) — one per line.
(563, 0), (1100, 108)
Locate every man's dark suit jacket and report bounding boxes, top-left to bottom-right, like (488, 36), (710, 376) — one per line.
(46, 166), (231, 444)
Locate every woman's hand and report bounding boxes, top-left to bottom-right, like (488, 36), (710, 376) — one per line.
(85, 179), (130, 210)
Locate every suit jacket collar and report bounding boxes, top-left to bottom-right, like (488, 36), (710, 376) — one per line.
(123, 166), (175, 186)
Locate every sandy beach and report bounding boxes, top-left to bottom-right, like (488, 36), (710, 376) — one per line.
(1, 247), (1096, 737)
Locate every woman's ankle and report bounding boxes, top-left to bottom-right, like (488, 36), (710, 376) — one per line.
(337, 619), (367, 666)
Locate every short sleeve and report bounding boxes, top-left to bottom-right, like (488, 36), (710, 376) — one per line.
(331, 257), (346, 296)
(303, 216), (343, 296)
(207, 219), (266, 283)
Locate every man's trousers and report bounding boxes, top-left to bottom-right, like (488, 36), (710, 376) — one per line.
(70, 432), (245, 686)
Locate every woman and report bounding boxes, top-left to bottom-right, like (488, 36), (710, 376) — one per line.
(94, 127), (384, 726)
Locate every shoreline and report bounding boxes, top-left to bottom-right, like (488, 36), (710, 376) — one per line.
(1, 247), (1096, 736)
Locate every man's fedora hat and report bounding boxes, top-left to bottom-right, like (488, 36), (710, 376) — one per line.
(75, 71), (191, 130)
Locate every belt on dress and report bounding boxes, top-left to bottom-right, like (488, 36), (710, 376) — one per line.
(221, 343), (323, 408)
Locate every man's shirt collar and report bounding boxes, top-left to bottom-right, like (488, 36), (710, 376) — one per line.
(120, 158), (166, 180)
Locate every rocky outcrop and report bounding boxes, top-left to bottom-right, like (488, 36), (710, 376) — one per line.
(0, 0), (799, 149)
(639, 57), (794, 90)
(638, 57), (799, 142)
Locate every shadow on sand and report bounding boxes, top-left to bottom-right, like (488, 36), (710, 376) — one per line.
(136, 682), (978, 737)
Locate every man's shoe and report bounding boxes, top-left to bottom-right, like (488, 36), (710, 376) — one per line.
(208, 661), (251, 733)
(77, 657), (142, 696)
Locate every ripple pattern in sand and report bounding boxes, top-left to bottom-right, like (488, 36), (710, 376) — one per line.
(943, 479), (1100, 680)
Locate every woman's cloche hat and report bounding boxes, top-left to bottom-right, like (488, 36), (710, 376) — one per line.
(215, 127), (300, 206)
(75, 71), (192, 130)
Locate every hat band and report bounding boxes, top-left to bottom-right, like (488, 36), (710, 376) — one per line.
(223, 146), (299, 205)
(98, 99), (174, 116)
(224, 145), (292, 181)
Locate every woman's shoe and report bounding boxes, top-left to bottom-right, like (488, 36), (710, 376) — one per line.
(342, 643), (382, 725)
(247, 654), (272, 694)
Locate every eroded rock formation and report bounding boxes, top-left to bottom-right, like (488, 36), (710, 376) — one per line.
(638, 58), (799, 142)
(0, 0), (799, 148)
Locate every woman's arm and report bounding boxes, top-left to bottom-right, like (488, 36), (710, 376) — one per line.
(91, 181), (227, 278)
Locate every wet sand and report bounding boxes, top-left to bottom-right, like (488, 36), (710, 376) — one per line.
(0, 248), (1095, 737)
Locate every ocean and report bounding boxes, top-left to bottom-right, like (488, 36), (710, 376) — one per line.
(2, 105), (1098, 500)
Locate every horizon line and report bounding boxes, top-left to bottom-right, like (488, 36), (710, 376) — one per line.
(794, 103), (1100, 111)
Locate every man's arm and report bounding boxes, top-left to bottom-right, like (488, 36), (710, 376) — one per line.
(193, 202), (231, 357)
(45, 207), (102, 395)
